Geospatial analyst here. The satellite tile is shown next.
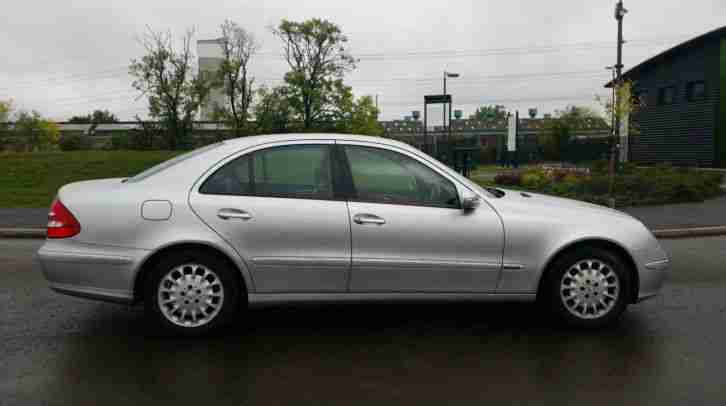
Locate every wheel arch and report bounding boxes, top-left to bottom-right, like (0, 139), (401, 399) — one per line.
(535, 238), (640, 304)
(132, 241), (251, 303)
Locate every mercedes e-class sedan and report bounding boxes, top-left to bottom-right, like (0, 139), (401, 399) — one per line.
(37, 134), (669, 335)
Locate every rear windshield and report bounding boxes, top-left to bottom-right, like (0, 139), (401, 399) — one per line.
(126, 142), (223, 183)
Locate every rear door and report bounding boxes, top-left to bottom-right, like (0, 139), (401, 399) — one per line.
(189, 141), (352, 293)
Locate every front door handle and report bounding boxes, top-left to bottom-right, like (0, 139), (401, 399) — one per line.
(353, 213), (386, 225)
(217, 208), (252, 221)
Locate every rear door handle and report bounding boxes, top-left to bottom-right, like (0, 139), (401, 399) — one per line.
(353, 213), (386, 225)
(217, 208), (252, 220)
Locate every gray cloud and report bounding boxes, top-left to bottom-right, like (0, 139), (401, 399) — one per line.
(1, 0), (724, 123)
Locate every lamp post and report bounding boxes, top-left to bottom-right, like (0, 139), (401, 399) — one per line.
(609, 1), (628, 208)
(443, 71), (459, 131)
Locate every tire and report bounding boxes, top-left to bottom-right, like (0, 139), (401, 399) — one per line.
(547, 247), (631, 328)
(144, 249), (243, 336)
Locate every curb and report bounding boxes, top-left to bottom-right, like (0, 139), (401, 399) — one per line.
(0, 228), (46, 239)
(2, 226), (726, 241)
(651, 226), (726, 239)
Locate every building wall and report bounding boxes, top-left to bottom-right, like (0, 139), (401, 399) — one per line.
(197, 40), (226, 121)
(717, 38), (726, 167)
(629, 38), (721, 166)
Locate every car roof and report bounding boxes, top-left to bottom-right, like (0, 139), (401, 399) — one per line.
(136, 133), (420, 187)
(218, 133), (411, 150)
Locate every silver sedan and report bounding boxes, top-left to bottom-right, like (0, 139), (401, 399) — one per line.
(37, 134), (669, 335)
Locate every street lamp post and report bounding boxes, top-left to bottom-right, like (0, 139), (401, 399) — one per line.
(609, 1), (628, 208)
(443, 71), (459, 163)
(443, 71), (460, 133)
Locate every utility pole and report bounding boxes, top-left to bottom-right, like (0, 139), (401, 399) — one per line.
(609, 0), (628, 208)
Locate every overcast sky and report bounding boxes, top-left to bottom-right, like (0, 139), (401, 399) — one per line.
(1, 0), (725, 124)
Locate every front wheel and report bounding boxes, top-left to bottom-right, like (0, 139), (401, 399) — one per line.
(548, 247), (631, 328)
(144, 250), (241, 336)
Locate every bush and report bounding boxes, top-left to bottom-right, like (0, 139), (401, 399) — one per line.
(521, 171), (549, 190)
(58, 133), (91, 151)
(110, 133), (129, 150)
(489, 164), (723, 207)
(494, 172), (522, 186)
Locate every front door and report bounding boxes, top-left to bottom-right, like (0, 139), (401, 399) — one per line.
(340, 143), (504, 292)
(189, 141), (351, 293)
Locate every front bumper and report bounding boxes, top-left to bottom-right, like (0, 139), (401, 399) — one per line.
(37, 239), (150, 304)
(636, 258), (670, 302)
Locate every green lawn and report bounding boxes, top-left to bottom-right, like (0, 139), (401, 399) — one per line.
(0, 151), (180, 207)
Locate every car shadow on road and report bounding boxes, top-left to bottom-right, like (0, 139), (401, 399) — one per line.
(27, 300), (666, 405)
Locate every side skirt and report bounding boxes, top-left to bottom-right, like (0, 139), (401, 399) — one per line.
(248, 292), (536, 307)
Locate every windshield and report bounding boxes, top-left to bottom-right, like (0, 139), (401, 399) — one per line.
(126, 142), (223, 183)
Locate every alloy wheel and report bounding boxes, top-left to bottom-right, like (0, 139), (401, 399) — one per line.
(157, 263), (225, 328)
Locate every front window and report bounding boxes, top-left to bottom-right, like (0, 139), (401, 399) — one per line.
(343, 145), (459, 209)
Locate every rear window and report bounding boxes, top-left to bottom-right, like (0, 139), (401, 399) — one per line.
(126, 143), (223, 183)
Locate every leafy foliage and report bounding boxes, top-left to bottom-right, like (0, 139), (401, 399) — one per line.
(492, 164), (724, 207)
(254, 85), (296, 134)
(13, 110), (60, 152)
(58, 132), (91, 151)
(469, 105), (507, 122)
(272, 18), (357, 130)
(0, 99), (13, 149)
(129, 28), (210, 149)
(67, 110), (119, 124)
(0, 99), (12, 124)
(341, 95), (383, 136)
(537, 105), (608, 161)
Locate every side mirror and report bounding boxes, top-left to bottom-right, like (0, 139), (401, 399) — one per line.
(462, 195), (481, 211)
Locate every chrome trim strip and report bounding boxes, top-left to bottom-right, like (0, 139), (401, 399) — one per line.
(38, 249), (133, 265)
(353, 258), (501, 269)
(502, 263), (525, 270)
(49, 283), (133, 303)
(252, 257), (350, 267)
(249, 292), (536, 305)
(644, 259), (670, 270)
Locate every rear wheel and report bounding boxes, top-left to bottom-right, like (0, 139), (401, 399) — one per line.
(144, 250), (241, 336)
(547, 247), (631, 328)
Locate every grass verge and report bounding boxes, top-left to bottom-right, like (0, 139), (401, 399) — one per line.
(0, 151), (180, 207)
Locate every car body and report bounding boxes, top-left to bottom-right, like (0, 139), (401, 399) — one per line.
(37, 133), (669, 333)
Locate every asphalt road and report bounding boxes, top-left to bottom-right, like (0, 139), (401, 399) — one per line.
(2, 238), (726, 405)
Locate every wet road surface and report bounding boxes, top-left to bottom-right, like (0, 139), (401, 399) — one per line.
(2, 237), (726, 405)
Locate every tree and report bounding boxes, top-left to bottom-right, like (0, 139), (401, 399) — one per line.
(0, 99), (12, 124)
(213, 20), (259, 138)
(68, 110), (119, 124)
(343, 95), (383, 136)
(129, 27), (210, 150)
(469, 105), (507, 122)
(537, 105), (606, 161)
(254, 85), (296, 134)
(0, 99), (12, 149)
(272, 18), (357, 130)
(14, 110), (60, 152)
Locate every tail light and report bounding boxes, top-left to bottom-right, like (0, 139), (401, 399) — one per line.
(47, 199), (81, 239)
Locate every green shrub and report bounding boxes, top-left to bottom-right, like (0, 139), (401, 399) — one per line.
(486, 165), (723, 207)
(110, 133), (129, 150)
(494, 172), (522, 186)
(521, 170), (549, 190)
(58, 133), (91, 151)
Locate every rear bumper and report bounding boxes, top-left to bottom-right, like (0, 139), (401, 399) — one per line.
(37, 240), (150, 304)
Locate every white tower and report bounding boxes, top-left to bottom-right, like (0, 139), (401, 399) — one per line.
(197, 39), (226, 121)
